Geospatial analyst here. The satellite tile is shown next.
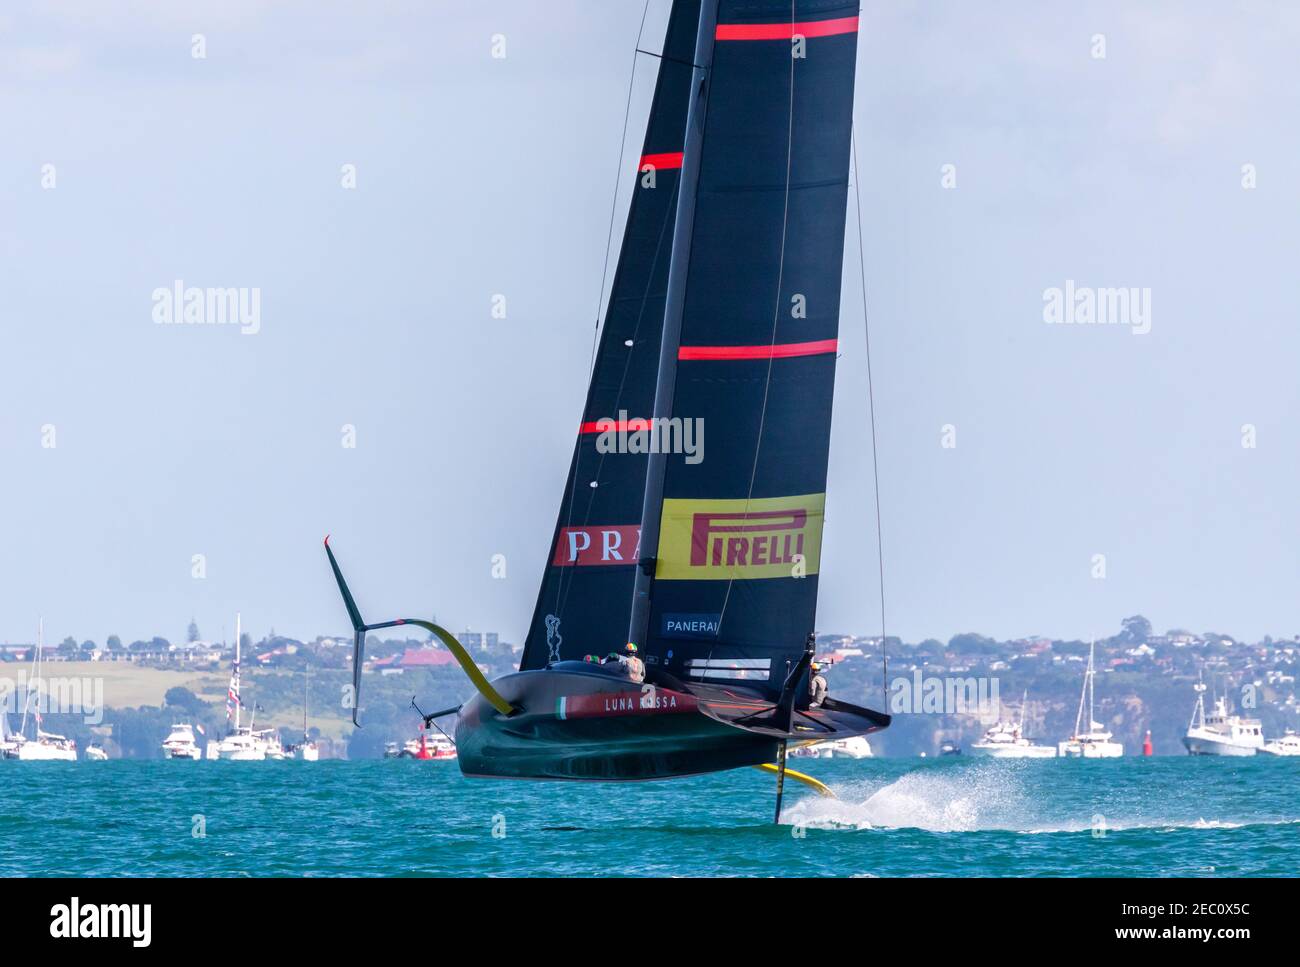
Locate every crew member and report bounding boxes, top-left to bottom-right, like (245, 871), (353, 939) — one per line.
(604, 642), (646, 684)
(808, 661), (828, 708)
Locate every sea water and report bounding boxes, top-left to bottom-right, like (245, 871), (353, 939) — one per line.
(3, 757), (1296, 876)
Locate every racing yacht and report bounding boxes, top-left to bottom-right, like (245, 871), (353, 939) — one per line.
(324, 0), (891, 821)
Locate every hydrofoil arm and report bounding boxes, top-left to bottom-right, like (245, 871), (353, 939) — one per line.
(324, 536), (516, 724)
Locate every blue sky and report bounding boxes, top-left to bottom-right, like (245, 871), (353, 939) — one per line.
(2, 1), (1299, 648)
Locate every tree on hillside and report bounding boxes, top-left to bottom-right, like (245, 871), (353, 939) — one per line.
(164, 686), (205, 714)
(57, 636), (78, 657)
(1118, 615), (1152, 645)
(106, 634), (123, 651)
(187, 619), (200, 643)
(948, 633), (999, 655)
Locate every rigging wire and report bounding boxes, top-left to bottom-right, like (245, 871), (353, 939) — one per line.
(591, 0), (654, 346)
(553, 177), (681, 621)
(551, 0), (654, 621)
(850, 129), (888, 708)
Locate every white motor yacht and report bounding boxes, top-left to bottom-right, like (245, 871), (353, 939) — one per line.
(970, 690), (1056, 758)
(215, 613), (269, 761)
(161, 723), (203, 760)
(1183, 676), (1263, 756)
(1260, 730), (1300, 757)
(789, 735), (872, 759)
(217, 727), (267, 761)
(257, 729), (286, 760)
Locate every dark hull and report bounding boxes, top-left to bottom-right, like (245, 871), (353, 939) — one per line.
(455, 666), (779, 780)
(454, 663), (888, 781)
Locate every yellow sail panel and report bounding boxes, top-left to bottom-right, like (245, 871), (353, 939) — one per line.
(655, 493), (825, 581)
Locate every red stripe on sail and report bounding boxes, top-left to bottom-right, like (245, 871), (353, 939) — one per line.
(678, 339), (838, 361)
(640, 152), (683, 170)
(579, 418), (651, 434)
(715, 16), (858, 41)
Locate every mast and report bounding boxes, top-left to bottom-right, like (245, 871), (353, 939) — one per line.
(1087, 640), (1095, 730)
(1190, 670), (1206, 731)
(234, 612), (241, 731)
(20, 618), (42, 738)
(1072, 641), (1090, 738)
(35, 617), (42, 736)
(627, 0), (720, 650)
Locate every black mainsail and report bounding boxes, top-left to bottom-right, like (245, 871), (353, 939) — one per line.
(519, 0), (704, 672)
(526, 0), (860, 694)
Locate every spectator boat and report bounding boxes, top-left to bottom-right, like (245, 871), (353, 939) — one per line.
(1058, 643), (1123, 758)
(1183, 675), (1263, 756)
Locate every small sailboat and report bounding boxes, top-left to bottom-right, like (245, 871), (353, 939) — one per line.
(16, 728), (77, 761)
(1183, 673), (1263, 756)
(1058, 642), (1123, 758)
(10, 619), (77, 761)
(290, 670), (320, 761)
(970, 690), (1056, 758)
(324, 0), (888, 820)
